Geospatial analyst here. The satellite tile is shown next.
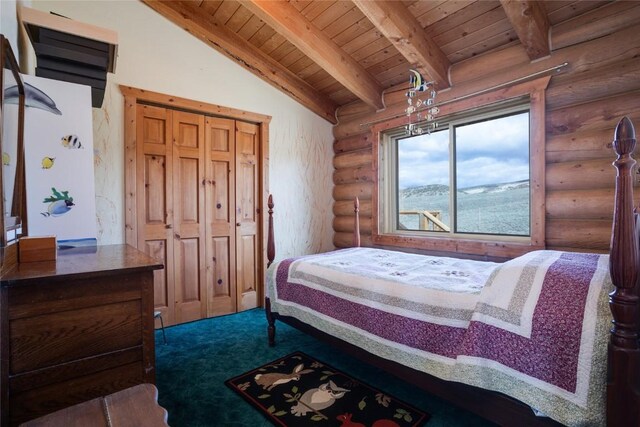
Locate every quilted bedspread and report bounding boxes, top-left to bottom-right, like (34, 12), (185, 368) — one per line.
(266, 247), (612, 426)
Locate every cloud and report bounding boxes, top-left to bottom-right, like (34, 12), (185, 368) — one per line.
(456, 157), (529, 188)
(397, 112), (529, 189)
(455, 112), (529, 163)
(398, 129), (449, 189)
(399, 159), (449, 188)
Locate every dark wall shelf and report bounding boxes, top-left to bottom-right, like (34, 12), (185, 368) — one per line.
(20, 6), (117, 108)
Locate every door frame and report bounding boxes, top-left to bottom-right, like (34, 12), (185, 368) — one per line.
(121, 85), (271, 313)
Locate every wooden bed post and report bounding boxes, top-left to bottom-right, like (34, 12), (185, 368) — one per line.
(267, 194), (275, 268)
(266, 194), (276, 345)
(608, 117), (640, 427)
(353, 197), (361, 248)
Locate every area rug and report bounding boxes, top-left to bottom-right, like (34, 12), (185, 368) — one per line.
(226, 352), (430, 426)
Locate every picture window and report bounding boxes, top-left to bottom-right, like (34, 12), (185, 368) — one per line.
(394, 108), (530, 238)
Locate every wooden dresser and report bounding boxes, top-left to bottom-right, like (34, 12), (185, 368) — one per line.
(0, 244), (163, 426)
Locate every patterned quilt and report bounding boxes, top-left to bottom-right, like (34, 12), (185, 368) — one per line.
(267, 247), (613, 426)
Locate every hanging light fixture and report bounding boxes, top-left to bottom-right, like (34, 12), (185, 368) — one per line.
(405, 69), (438, 136)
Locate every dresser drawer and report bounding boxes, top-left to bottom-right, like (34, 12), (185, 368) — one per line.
(10, 300), (142, 374)
(10, 362), (144, 426)
(7, 273), (143, 320)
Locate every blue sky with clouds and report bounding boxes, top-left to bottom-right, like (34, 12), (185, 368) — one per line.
(398, 112), (529, 190)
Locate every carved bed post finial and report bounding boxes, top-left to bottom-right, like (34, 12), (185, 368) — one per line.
(608, 116), (640, 427)
(265, 194), (276, 345)
(267, 194), (275, 268)
(353, 197), (361, 248)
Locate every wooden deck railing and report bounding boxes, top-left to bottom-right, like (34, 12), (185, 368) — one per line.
(399, 210), (450, 232)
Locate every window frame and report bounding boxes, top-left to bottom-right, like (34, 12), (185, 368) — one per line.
(371, 76), (549, 258)
(387, 104), (531, 239)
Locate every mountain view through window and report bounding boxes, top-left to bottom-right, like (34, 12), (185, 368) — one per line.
(397, 111), (530, 236)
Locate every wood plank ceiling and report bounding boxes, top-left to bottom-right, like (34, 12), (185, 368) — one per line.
(143, 0), (611, 123)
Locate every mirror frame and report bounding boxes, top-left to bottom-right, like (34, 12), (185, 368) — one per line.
(0, 35), (27, 264)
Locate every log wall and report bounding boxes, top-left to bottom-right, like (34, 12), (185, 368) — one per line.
(332, 2), (640, 254)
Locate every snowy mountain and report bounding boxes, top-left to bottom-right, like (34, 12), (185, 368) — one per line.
(399, 184), (449, 198)
(459, 179), (529, 195)
(399, 180), (529, 197)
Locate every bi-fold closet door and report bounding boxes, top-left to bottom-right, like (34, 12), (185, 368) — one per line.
(137, 104), (259, 326)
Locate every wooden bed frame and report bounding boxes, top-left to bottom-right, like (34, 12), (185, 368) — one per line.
(264, 117), (640, 427)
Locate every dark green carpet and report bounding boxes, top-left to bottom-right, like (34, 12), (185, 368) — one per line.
(155, 309), (496, 427)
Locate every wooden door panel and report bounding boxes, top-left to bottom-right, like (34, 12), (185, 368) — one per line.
(236, 122), (260, 311)
(173, 111), (207, 323)
(174, 241), (203, 324)
(175, 238), (201, 299)
(140, 105), (167, 146)
(238, 131), (256, 155)
(238, 235), (258, 311)
(176, 121), (200, 149)
(210, 128), (230, 152)
(238, 235), (256, 291)
(205, 117), (237, 317)
(137, 106), (175, 326)
(238, 163), (256, 222)
(210, 236), (234, 314)
(144, 155), (167, 225)
(212, 237), (231, 298)
(177, 157), (200, 225)
(212, 160), (231, 222)
(142, 118), (165, 145)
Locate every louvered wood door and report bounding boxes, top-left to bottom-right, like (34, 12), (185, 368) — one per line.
(137, 105), (175, 325)
(205, 117), (237, 316)
(172, 111), (207, 323)
(235, 121), (260, 311)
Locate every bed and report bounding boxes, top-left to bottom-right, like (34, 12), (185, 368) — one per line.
(264, 117), (640, 427)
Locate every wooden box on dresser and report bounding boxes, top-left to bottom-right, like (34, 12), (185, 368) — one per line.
(0, 244), (163, 426)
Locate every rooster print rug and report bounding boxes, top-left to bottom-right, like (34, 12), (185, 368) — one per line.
(225, 352), (430, 427)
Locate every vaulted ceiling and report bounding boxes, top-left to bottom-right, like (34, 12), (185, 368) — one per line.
(142, 0), (611, 123)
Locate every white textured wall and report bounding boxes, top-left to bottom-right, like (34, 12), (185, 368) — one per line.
(27, 0), (334, 258)
(1, 0), (19, 51)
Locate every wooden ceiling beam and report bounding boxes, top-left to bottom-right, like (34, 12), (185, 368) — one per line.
(500, 0), (550, 60)
(141, 0), (338, 123)
(351, 0), (451, 90)
(240, 0), (384, 110)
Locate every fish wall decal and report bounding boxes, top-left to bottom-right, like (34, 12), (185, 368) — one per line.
(41, 187), (74, 217)
(61, 135), (82, 149)
(4, 82), (62, 115)
(42, 199), (75, 217)
(41, 157), (55, 169)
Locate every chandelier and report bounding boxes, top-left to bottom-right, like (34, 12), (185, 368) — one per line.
(405, 69), (439, 136)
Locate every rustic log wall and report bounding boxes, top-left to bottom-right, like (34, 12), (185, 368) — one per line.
(332, 3), (640, 254)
